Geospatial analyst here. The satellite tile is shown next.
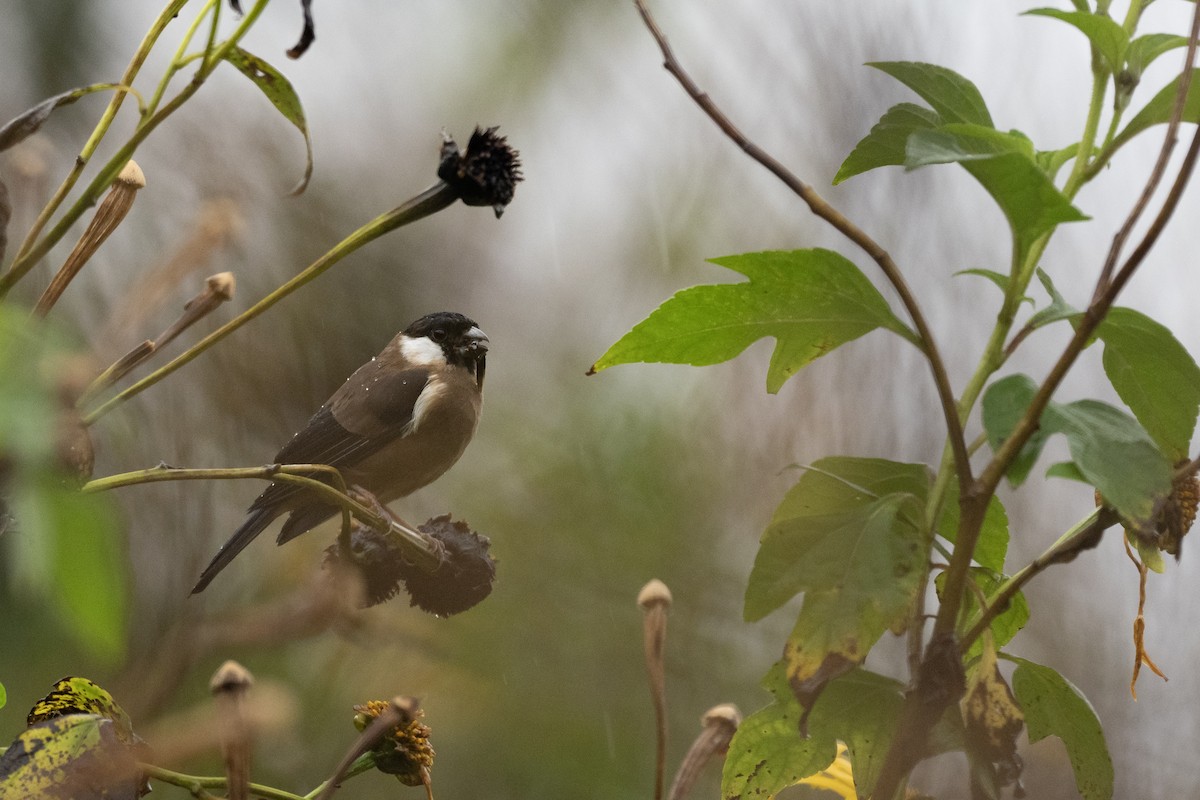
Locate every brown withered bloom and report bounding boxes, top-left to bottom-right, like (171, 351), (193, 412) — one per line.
(1102, 461), (1200, 558)
(352, 699), (434, 787)
(324, 521), (411, 607)
(438, 127), (524, 218)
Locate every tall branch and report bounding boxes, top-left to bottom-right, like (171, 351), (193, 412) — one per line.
(631, 0), (972, 493)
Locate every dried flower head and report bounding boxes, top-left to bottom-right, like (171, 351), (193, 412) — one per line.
(352, 699), (434, 787)
(400, 515), (496, 616)
(438, 127), (523, 218)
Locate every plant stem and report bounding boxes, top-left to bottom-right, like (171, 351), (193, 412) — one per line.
(5, 0), (191, 272)
(81, 182), (458, 425)
(83, 464), (443, 570)
(303, 754), (377, 799)
(146, 0), (216, 116)
(142, 764), (307, 800)
(960, 506), (1117, 651)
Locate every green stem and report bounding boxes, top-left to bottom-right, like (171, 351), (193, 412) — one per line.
(80, 181), (458, 425)
(302, 754), (377, 799)
(142, 764), (306, 800)
(0, 0), (271, 298)
(83, 464), (442, 570)
(6, 0), (191, 270)
(146, 0), (216, 116)
(1063, 69), (1110, 198)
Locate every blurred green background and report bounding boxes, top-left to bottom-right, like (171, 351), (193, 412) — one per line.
(2, 2), (1200, 798)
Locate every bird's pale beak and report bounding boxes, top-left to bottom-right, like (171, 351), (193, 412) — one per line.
(461, 326), (488, 387)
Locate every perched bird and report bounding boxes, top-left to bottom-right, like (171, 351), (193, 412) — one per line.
(192, 311), (488, 593)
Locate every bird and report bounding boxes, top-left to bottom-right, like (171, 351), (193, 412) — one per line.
(191, 311), (488, 593)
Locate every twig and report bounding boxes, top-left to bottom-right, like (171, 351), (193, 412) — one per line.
(959, 506), (1118, 651)
(631, 0), (971, 493)
(140, 763), (305, 800)
(82, 463), (443, 571)
(80, 271), (236, 406)
(1091, 5), (1200, 302)
(80, 182), (458, 425)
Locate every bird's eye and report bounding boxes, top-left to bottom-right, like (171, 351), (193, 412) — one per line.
(430, 328), (448, 343)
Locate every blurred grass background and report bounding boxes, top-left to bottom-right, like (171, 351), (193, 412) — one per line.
(2, 1), (1200, 797)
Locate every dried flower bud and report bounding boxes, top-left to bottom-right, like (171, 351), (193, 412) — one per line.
(34, 159), (146, 316)
(639, 579), (672, 800)
(438, 127), (523, 217)
(667, 704), (742, 800)
(210, 661), (254, 800)
(1106, 460), (1200, 558)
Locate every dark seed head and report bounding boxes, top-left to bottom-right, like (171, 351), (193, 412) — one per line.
(438, 127), (523, 218)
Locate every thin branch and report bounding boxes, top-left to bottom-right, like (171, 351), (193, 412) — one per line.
(83, 463), (443, 571)
(141, 764), (305, 800)
(80, 182), (458, 425)
(631, 0), (972, 492)
(960, 506), (1118, 651)
(1091, 5), (1200, 302)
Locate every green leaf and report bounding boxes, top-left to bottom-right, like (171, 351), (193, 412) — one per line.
(1096, 307), (1200, 460)
(905, 129), (1087, 259)
(982, 374), (1173, 526)
(1009, 657), (1114, 800)
(981, 374), (1053, 486)
(590, 250), (916, 393)
(1046, 399), (1173, 527)
(747, 458), (928, 711)
(1036, 143), (1079, 180)
(868, 62), (994, 126)
(1027, 268), (1079, 330)
(808, 670), (906, 798)
(1046, 460), (1088, 482)
(1113, 69), (1200, 152)
(905, 124), (1035, 167)
(936, 568), (1029, 658)
(12, 481), (129, 664)
(722, 665), (838, 800)
(0, 682), (6, 711)
(224, 47), (314, 194)
(1125, 33), (1188, 77)
(834, 102), (941, 184)
(1024, 9), (1128, 74)
(937, 481), (1010, 572)
(746, 457), (930, 620)
(954, 268), (1013, 298)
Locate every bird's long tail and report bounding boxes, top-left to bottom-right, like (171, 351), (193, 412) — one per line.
(191, 506), (277, 594)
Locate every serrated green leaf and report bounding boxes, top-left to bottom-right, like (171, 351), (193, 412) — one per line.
(834, 102), (941, 184)
(1125, 33), (1188, 77)
(983, 374), (1173, 526)
(746, 457), (931, 620)
(749, 459), (927, 713)
(1009, 657), (1114, 800)
(981, 374), (1052, 486)
(224, 47), (314, 194)
(1024, 9), (1128, 74)
(1027, 268), (1079, 330)
(937, 481), (1010, 572)
(808, 670), (905, 798)
(1096, 307), (1200, 460)
(722, 665), (837, 800)
(868, 62), (994, 126)
(591, 250), (916, 393)
(1113, 69), (1200, 152)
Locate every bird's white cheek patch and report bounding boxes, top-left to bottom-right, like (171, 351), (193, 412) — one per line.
(407, 380), (447, 434)
(399, 336), (446, 367)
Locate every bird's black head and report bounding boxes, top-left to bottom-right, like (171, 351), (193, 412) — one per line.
(404, 312), (488, 386)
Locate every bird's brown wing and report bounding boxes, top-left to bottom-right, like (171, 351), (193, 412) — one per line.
(249, 365), (432, 512)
